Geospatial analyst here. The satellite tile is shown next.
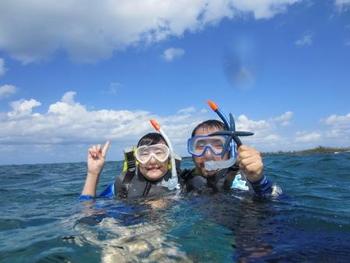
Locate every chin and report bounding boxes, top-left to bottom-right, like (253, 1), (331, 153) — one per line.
(202, 169), (217, 177)
(145, 172), (164, 181)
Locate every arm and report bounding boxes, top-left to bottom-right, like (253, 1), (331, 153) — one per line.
(81, 141), (110, 198)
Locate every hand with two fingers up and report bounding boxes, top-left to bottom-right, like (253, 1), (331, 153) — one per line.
(82, 141), (110, 197)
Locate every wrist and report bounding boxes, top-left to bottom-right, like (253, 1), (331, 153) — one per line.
(246, 172), (263, 184)
(249, 174), (267, 185)
(87, 171), (100, 178)
(249, 174), (273, 196)
(82, 172), (100, 197)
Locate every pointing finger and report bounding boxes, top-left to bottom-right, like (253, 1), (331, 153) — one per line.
(101, 141), (111, 158)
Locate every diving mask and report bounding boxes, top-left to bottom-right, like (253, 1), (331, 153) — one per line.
(134, 143), (170, 164)
(187, 135), (236, 158)
(188, 100), (254, 171)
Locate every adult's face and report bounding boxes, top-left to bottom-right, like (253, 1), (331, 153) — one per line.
(138, 141), (169, 181)
(192, 126), (229, 177)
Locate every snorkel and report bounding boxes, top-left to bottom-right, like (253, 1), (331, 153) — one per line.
(150, 119), (180, 190)
(204, 100), (254, 171)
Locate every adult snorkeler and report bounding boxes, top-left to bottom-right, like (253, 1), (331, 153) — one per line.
(180, 100), (280, 197)
(80, 120), (181, 201)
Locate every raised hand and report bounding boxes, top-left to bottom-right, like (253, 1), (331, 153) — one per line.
(237, 145), (263, 183)
(87, 141), (111, 177)
(82, 141), (110, 197)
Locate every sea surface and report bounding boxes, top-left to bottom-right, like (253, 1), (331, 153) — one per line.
(0, 152), (350, 262)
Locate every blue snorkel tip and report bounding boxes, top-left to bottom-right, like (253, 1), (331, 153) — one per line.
(207, 100), (254, 149)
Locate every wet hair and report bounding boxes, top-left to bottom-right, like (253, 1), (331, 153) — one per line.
(137, 132), (168, 147)
(191, 119), (226, 137)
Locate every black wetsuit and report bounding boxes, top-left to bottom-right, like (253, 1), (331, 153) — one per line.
(114, 169), (175, 199)
(179, 166), (274, 197)
(88, 168), (178, 200)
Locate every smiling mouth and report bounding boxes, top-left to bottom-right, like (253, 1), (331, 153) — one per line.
(146, 166), (161, 171)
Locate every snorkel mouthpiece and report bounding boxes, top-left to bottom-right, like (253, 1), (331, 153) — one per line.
(204, 157), (236, 171)
(204, 100), (254, 171)
(149, 119), (180, 190)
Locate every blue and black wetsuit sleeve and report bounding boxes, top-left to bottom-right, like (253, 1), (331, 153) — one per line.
(98, 183), (116, 198)
(79, 176), (121, 201)
(79, 194), (95, 201)
(249, 175), (273, 198)
(79, 182), (115, 201)
(99, 175), (124, 198)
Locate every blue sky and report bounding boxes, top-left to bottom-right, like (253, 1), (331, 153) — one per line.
(0, 0), (349, 165)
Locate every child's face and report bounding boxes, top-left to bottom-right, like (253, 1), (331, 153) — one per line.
(138, 141), (169, 181)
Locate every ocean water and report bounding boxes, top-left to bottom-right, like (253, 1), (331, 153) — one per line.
(0, 152), (350, 262)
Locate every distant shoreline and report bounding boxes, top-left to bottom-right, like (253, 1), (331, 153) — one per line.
(263, 146), (350, 155)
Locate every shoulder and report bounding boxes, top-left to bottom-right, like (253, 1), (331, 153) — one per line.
(115, 173), (125, 185)
(178, 168), (202, 186)
(178, 168), (195, 180)
(179, 168), (207, 193)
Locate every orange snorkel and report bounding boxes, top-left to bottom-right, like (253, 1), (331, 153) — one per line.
(207, 100), (230, 130)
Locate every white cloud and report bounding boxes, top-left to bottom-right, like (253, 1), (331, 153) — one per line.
(0, 0), (300, 64)
(323, 113), (350, 126)
(290, 113), (350, 147)
(273, 111), (293, 126)
(0, 92), (210, 148)
(295, 33), (313, 47)
(0, 91), (303, 164)
(335, 0), (350, 9)
(322, 113), (350, 139)
(0, 58), (6, 76)
(5, 91), (348, 164)
(162, 48), (185, 62)
(235, 114), (284, 148)
(237, 114), (270, 131)
(177, 106), (196, 114)
(8, 98), (41, 118)
(61, 91), (76, 104)
(295, 131), (322, 143)
(0, 84), (16, 99)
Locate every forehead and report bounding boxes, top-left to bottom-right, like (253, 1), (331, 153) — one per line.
(194, 126), (222, 136)
(140, 139), (167, 146)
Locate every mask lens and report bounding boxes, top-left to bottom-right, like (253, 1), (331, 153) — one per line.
(135, 144), (169, 164)
(188, 135), (228, 156)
